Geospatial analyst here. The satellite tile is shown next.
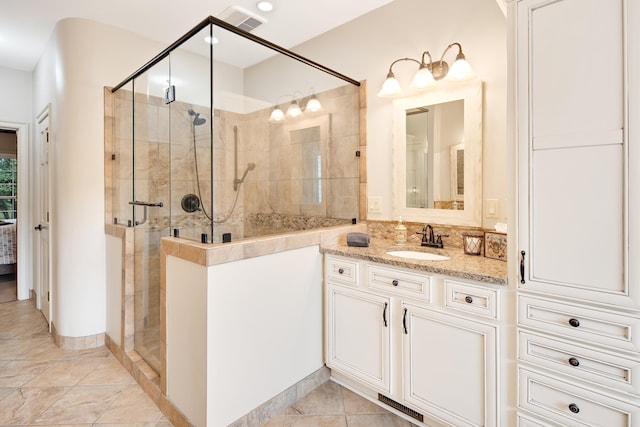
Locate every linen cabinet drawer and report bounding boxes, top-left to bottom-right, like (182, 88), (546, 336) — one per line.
(519, 330), (640, 395)
(445, 280), (498, 319)
(326, 256), (359, 287)
(518, 294), (640, 352)
(366, 264), (431, 302)
(519, 367), (640, 427)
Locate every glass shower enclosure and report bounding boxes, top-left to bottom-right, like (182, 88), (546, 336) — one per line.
(109, 17), (361, 373)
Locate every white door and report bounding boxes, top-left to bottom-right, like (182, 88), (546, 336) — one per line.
(36, 112), (50, 325)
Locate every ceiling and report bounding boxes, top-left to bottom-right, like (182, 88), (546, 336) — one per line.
(0, 0), (395, 72)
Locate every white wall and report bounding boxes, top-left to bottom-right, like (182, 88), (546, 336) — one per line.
(0, 67), (32, 123)
(166, 246), (324, 426)
(0, 66), (34, 299)
(247, 0), (507, 227)
(32, 18), (165, 337)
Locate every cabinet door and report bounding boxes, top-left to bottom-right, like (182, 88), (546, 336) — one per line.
(402, 303), (497, 427)
(516, 0), (638, 307)
(326, 284), (391, 393)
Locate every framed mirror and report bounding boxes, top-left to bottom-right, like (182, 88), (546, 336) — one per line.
(392, 79), (483, 226)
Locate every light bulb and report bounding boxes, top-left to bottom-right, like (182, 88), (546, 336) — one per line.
(286, 100), (303, 118)
(305, 96), (322, 113)
(446, 57), (474, 80)
(377, 75), (402, 97)
(409, 67), (436, 91)
(268, 107), (285, 123)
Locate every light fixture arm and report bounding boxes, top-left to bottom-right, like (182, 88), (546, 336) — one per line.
(419, 51), (434, 70)
(386, 57), (422, 77)
(440, 42), (465, 63)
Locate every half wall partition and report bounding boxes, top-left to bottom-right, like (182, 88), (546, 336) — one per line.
(108, 17), (361, 373)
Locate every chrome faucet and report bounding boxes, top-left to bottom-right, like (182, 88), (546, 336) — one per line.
(417, 224), (448, 248)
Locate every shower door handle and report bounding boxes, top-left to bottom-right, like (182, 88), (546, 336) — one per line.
(129, 201), (164, 208)
(129, 201), (164, 226)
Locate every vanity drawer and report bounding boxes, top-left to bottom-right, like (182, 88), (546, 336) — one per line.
(518, 367), (640, 427)
(366, 264), (432, 302)
(445, 280), (498, 320)
(517, 413), (555, 427)
(519, 330), (640, 395)
(518, 294), (640, 353)
(326, 255), (359, 287)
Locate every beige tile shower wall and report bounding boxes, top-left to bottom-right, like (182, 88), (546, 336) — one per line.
(170, 101), (216, 241)
(239, 83), (361, 233)
(105, 87), (134, 226)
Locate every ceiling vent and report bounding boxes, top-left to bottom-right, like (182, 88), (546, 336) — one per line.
(218, 6), (266, 32)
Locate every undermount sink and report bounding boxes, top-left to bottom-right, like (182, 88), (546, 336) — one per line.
(386, 250), (450, 261)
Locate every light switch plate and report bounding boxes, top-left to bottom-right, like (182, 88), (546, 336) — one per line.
(368, 196), (382, 213)
(486, 199), (500, 218)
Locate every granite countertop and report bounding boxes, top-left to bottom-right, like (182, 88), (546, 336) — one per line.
(321, 240), (508, 286)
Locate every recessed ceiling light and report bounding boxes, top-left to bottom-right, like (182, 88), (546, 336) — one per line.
(256, 1), (273, 12)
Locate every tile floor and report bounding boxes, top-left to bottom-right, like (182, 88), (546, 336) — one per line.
(1, 298), (418, 427)
(0, 298), (171, 426)
(261, 380), (419, 427)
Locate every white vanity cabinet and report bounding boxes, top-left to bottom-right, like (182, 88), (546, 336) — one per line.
(514, 0), (640, 424)
(325, 254), (501, 427)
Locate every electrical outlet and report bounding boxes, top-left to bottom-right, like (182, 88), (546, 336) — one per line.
(368, 196), (382, 213)
(486, 199), (500, 218)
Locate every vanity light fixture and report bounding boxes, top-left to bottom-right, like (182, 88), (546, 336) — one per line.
(378, 42), (474, 97)
(268, 91), (323, 123)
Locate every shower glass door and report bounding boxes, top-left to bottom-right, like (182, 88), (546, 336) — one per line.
(132, 57), (172, 374)
(169, 26), (214, 242)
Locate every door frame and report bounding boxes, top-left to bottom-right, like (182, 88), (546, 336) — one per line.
(35, 105), (51, 324)
(0, 120), (30, 301)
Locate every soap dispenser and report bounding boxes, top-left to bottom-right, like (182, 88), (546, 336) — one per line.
(394, 217), (408, 245)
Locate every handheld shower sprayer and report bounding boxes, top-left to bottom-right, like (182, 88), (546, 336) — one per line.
(240, 162), (256, 182)
(234, 162), (256, 191)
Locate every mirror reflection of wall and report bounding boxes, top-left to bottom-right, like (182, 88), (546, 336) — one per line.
(405, 99), (464, 210)
(405, 107), (429, 208)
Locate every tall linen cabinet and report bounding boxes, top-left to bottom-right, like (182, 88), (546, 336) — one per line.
(513, 0), (640, 425)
